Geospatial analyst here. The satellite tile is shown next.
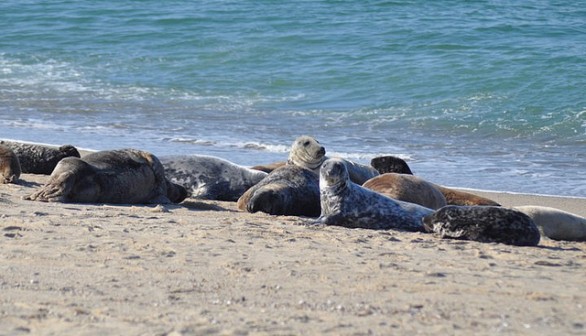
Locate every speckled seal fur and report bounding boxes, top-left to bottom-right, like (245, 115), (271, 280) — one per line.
(0, 140), (80, 175)
(318, 158), (432, 231)
(0, 144), (21, 184)
(423, 205), (540, 246)
(363, 173), (447, 210)
(160, 155), (268, 202)
(237, 164), (320, 217)
(25, 149), (187, 204)
(288, 135), (379, 185)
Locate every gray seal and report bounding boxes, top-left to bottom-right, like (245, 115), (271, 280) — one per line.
(237, 164), (320, 217)
(24, 149), (187, 204)
(363, 173), (447, 210)
(423, 205), (540, 246)
(0, 144), (21, 184)
(0, 140), (80, 175)
(318, 158), (432, 231)
(160, 155), (268, 202)
(288, 135), (379, 185)
(514, 206), (586, 242)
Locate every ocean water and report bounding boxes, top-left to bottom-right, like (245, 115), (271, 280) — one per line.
(0, 1), (584, 196)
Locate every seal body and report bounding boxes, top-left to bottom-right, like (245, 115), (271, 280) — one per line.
(250, 161), (286, 173)
(237, 164), (320, 217)
(160, 155), (268, 202)
(0, 140), (80, 175)
(434, 185), (500, 206)
(423, 205), (540, 246)
(288, 135), (379, 185)
(318, 158), (432, 231)
(25, 149), (187, 204)
(0, 144), (21, 184)
(370, 155), (413, 175)
(363, 173), (447, 210)
(514, 206), (586, 242)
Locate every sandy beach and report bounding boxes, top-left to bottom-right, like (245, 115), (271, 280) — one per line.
(1, 172), (585, 336)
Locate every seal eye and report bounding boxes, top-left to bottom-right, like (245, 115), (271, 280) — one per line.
(303, 141), (310, 147)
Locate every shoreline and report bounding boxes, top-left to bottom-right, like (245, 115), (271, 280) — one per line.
(1, 173), (585, 334)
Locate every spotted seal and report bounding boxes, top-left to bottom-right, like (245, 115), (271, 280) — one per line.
(288, 135), (379, 185)
(160, 155), (268, 202)
(370, 155), (413, 175)
(0, 144), (21, 184)
(423, 205), (540, 246)
(513, 206), (586, 242)
(0, 140), (80, 175)
(237, 164), (320, 217)
(363, 173), (447, 209)
(318, 158), (432, 231)
(24, 149), (187, 204)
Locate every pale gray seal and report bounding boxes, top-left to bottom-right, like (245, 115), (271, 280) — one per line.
(0, 144), (21, 184)
(0, 140), (80, 175)
(370, 155), (413, 175)
(423, 205), (540, 246)
(237, 164), (320, 217)
(513, 206), (586, 242)
(24, 149), (187, 204)
(160, 155), (268, 202)
(288, 135), (379, 185)
(363, 173), (447, 210)
(318, 158), (432, 231)
(434, 185), (501, 206)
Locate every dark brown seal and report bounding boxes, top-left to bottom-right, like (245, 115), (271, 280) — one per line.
(370, 155), (413, 175)
(0, 144), (21, 184)
(363, 173), (447, 210)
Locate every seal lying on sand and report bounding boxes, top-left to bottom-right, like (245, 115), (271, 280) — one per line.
(237, 164), (320, 217)
(370, 155), (413, 175)
(435, 185), (501, 206)
(318, 158), (432, 231)
(160, 155), (268, 202)
(25, 149), (187, 204)
(363, 173), (447, 210)
(514, 206), (586, 242)
(0, 140), (80, 175)
(0, 144), (21, 184)
(250, 161), (286, 173)
(288, 135), (379, 185)
(423, 205), (540, 246)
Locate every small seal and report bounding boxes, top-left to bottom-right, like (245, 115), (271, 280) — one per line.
(0, 140), (80, 175)
(160, 155), (268, 202)
(237, 164), (320, 217)
(363, 173), (447, 209)
(0, 144), (21, 184)
(288, 135), (379, 185)
(318, 158), (432, 231)
(370, 155), (413, 175)
(24, 149), (187, 204)
(435, 185), (501, 206)
(514, 206), (586, 242)
(423, 205), (540, 246)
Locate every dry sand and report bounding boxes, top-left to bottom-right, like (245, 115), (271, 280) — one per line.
(1, 173), (585, 335)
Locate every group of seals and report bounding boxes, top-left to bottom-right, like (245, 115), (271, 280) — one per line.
(25, 149), (187, 204)
(161, 155), (267, 201)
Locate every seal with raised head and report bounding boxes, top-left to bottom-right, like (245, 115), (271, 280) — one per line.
(0, 144), (21, 184)
(434, 185), (501, 206)
(0, 140), (81, 175)
(363, 173), (447, 210)
(423, 205), (540, 246)
(288, 135), (379, 185)
(24, 149), (187, 204)
(370, 155), (413, 175)
(513, 206), (586, 242)
(318, 158), (432, 231)
(160, 155), (268, 202)
(237, 164), (320, 217)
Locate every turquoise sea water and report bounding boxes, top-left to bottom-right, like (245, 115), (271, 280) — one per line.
(0, 1), (584, 196)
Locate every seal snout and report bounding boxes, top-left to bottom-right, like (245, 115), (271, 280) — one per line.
(317, 146), (326, 157)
